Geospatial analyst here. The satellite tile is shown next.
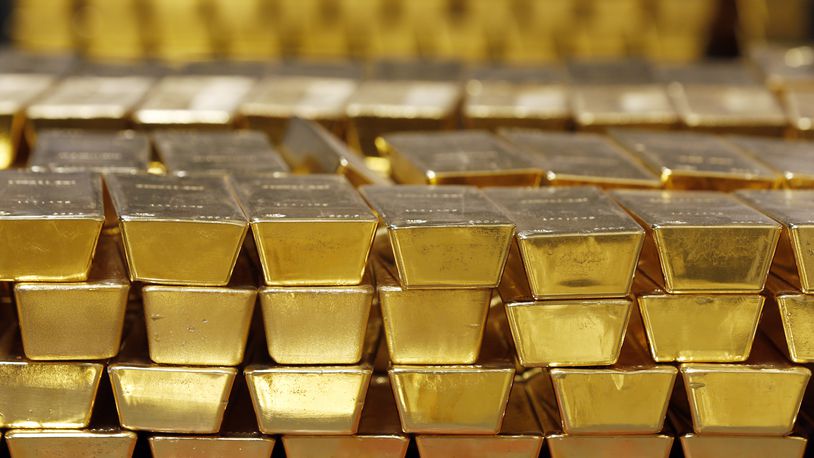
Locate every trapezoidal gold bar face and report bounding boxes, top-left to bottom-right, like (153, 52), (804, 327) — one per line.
(486, 186), (644, 299)
(134, 76), (254, 128)
(377, 130), (540, 187)
(14, 236), (129, 360)
(0, 74), (56, 169)
(5, 429), (137, 458)
(668, 85), (788, 135)
(609, 129), (781, 191)
(237, 174), (377, 286)
(0, 171), (103, 281)
(763, 275), (814, 363)
(680, 434), (807, 458)
(149, 436), (275, 458)
(106, 173), (248, 286)
(612, 190), (781, 293)
(726, 135), (814, 189)
(361, 185), (515, 288)
(153, 130), (289, 177)
(28, 130), (151, 174)
(571, 85), (679, 130)
(737, 190), (814, 293)
(497, 129), (661, 189)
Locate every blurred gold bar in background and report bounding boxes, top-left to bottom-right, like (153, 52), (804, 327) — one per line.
(211, 0), (280, 59)
(5, 429), (137, 458)
(11, 0), (75, 53)
(0, 71), (56, 168)
(143, 0), (213, 61)
(762, 274), (814, 363)
(727, 135), (814, 188)
(81, 0), (145, 60)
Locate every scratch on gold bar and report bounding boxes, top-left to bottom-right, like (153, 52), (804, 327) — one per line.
(106, 173), (248, 286)
(498, 129), (661, 188)
(6, 429), (136, 458)
(361, 185), (515, 288)
(726, 135), (814, 188)
(0, 171), (103, 281)
(762, 274), (814, 363)
(613, 190), (781, 293)
(0, 74), (55, 168)
(486, 186), (643, 299)
(236, 174), (377, 286)
(29, 129), (151, 174)
(572, 85), (678, 131)
(377, 130), (540, 186)
(154, 130), (289, 176)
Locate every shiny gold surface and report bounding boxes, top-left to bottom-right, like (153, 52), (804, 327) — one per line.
(784, 89), (814, 137)
(149, 436), (275, 458)
(613, 190), (781, 293)
(28, 130), (151, 174)
(669, 85), (787, 135)
(762, 274), (814, 363)
(5, 429), (137, 458)
(572, 85), (679, 130)
(681, 434), (807, 458)
(14, 236), (129, 360)
(361, 185), (515, 288)
(0, 74), (56, 168)
(236, 174), (377, 286)
(727, 135), (814, 189)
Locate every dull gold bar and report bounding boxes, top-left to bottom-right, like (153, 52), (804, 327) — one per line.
(762, 274), (814, 363)
(572, 85), (679, 131)
(498, 129), (661, 188)
(28, 129), (151, 174)
(361, 185), (515, 288)
(750, 44), (814, 93)
(106, 173), (248, 286)
(784, 89), (814, 138)
(613, 189), (781, 293)
(377, 130), (540, 186)
(727, 135), (814, 188)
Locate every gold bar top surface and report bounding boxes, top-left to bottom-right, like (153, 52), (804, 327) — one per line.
(727, 135), (814, 187)
(0, 74), (55, 114)
(240, 75), (358, 119)
(0, 170), (103, 220)
(736, 190), (814, 229)
(134, 76), (255, 126)
(29, 129), (151, 174)
(346, 81), (461, 119)
(26, 76), (153, 121)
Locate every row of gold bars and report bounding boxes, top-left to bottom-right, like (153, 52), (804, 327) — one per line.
(2, 49), (814, 458)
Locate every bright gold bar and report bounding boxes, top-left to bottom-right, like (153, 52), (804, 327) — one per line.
(609, 129), (781, 191)
(0, 171), (103, 281)
(612, 190), (781, 293)
(498, 129), (661, 188)
(762, 274), (814, 363)
(14, 236), (129, 360)
(6, 429), (137, 458)
(106, 173), (248, 286)
(737, 189), (814, 292)
(346, 80), (462, 155)
(635, 272), (763, 363)
(133, 76), (254, 129)
(143, 0), (214, 61)
(376, 130), (540, 186)
(280, 117), (392, 187)
(486, 186), (643, 299)
(0, 73), (55, 168)
(572, 85), (679, 131)
(236, 174), (377, 286)
(360, 185), (514, 288)
(28, 129), (151, 174)
(727, 135), (814, 188)
(154, 130), (289, 177)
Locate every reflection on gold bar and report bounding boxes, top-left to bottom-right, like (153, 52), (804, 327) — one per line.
(377, 130), (540, 186)
(762, 274), (814, 363)
(282, 377), (410, 458)
(737, 190), (814, 292)
(134, 76), (254, 129)
(610, 129), (781, 191)
(5, 429), (137, 458)
(486, 186), (643, 299)
(154, 130), (289, 176)
(14, 236), (129, 360)
(750, 44), (814, 93)
(346, 80), (462, 155)
(28, 130), (151, 174)
(572, 85), (678, 131)
(635, 272), (763, 363)
(106, 174), (248, 286)
(0, 171), (103, 281)
(669, 85), (788, 135)
(498, 129), (661, 188)
(0, 73), (55, 168)
(280, 117), (392, 187)
(236, 174), (376, 286)
(613, 190), (781, 293)
(361, 185), (514, 288)
(727, 135), (814, 188)
(415, 383), (543, 458)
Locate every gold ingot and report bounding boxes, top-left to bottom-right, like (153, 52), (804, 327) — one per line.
(680, 434), (807, 458)
(282, 376), (410, 458)
(361, 185), (514, 288)
(150, 436), (274, 458)
(143, 0), (213, 61)
(0, 171), (103, 281)
(376, 259), (490, 364)
(28, 129), (151, 174)
(572, 85), (678, 131)
(750, 44), (814, 93)
(635, 272), (763, 363)
(669, 85), (787, 135)
(0, 73), (55, 168)
(11, 0), (75, 53)
(737, 189), (814, 292)
(134, 76), (254, 129)
(727, 135), (814, 188)
(345, 80), (462, 155)
(14, 236), (129, 360)
(612, 190), (781, 293)
(610, 129), (781, 191)
(498, 129), (661, 189)
(784, 89), (814, 138)
(106, 173), (248, 286)
(236, 174), (377, 286)
(280, 117), (392, 187)
(761, 274), (814, 363)
(486, 186), (644, 299)
(82, 0), (145, 60)
(211, 0), (280, 60)
(6, 429), (137, 458)
(376, 130), (541, 187)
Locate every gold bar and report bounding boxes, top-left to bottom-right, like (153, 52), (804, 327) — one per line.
(486, 186), (644, 299)
(144, 0), (214, 61)
(612, 190), (781, 293)
(762, 274), (814, 363)
(82, 0), (145, 60)
(376, 130), (541, 186)
(737, 189), (814, 292)
(14, 236), (129, 360)
(345, 80), (462, 155)
(154, 130), (289, 176)
(0, 171), (103, 281)
(727, 135), (814, 188)
(609, 129), (781, 191)
(572, 85), (679, 131)
(635, 271), (763, 363)
(106, 174), (248, 286)
(0, 73), (55, 168)
(749, 44), (814, 93)
(134, 76), (255, 129)
(235, 174), (377, 286)
(28, 129), (151, 174)
(784, 89), (814, 138)
(498, 129), (661, 188)
(6, 430), (137, 458)
(280, 117), (392, 187)
(211, 0), (280, 60)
